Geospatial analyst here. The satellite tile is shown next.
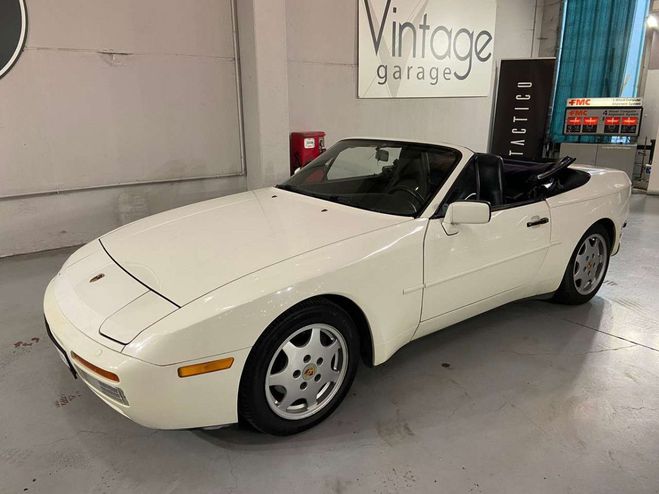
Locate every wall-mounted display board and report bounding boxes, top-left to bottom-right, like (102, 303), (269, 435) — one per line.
(563, 97), (643, 137)
(1, 0), (242, 198)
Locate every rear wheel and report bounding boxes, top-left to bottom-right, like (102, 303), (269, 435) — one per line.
(238, 299), (359, 435)
(553, 224), (610, 305)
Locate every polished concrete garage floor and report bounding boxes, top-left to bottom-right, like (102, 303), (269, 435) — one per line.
(1, 194), (658, 494)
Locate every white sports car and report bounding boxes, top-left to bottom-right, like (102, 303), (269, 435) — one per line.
(44, 138), (631, 435)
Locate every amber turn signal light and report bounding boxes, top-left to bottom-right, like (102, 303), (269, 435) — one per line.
(177, 357), (234, 378)
(71, 352), (120, 382)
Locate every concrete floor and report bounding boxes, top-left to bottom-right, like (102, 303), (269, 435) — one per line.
(1, 194), (658, 494)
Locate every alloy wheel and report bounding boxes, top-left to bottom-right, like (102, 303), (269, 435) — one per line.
(265, 324), (348, 420)
(573, 233), (608, 295)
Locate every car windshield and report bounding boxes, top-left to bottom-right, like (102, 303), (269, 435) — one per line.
(278, 139), (462, 216)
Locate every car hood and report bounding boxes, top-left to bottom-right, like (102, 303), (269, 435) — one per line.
(100, 187), (410, 306)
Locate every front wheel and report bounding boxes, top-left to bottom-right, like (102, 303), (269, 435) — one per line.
(238, 299), (360, 435)
(553, 224), (610, 305)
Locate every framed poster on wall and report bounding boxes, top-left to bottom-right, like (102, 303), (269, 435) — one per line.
(358, 0), (497, 98)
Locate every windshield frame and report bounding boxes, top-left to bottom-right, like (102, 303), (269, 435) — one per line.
(278, 138), (463, 218)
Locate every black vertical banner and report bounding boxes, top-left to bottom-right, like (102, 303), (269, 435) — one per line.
(490, 58), (555, 161)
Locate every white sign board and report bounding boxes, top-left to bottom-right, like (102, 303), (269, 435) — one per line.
(358, 0), (497, 98)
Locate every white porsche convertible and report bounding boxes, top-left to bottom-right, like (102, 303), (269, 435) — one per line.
(45, 138), (630, 435)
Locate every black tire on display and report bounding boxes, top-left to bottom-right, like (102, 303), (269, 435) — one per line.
(238, 298), (360, 435)
(553, 223), (611, 305)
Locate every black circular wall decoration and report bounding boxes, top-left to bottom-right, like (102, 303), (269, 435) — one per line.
(0, 0), (27, 79)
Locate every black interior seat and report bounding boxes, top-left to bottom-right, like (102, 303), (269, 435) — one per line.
(389, 149), (428, 199)
(475, 153), (505, 207)
(502, 160), (553, 196)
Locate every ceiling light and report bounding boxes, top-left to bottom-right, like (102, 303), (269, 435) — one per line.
(648, 14), (659, 29)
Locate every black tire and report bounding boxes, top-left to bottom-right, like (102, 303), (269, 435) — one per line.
(238, 298), (360, 435)
(553, 223), (611, 305)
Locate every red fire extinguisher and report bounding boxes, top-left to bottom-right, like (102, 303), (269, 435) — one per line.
(290, 131), (326, 175)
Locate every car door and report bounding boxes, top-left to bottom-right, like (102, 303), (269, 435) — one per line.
(419, 161), (551, 328)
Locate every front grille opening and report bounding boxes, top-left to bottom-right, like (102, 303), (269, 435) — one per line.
(76, 366), (129, 406)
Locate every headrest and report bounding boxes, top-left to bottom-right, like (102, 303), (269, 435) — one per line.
(399, 148), (423, 162)
(476, 153), (504, 170)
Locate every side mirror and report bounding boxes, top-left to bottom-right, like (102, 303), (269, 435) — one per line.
(442, 201), (491, 235)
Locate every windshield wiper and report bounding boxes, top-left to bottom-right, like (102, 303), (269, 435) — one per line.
(277, 183), (304, 194)
(277, 184), (341, 204)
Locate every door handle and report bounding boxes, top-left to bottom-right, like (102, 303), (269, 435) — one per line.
(527, 217), (549, 227)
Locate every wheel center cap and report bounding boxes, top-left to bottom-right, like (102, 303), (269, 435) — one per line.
(302, 364), (317, 380)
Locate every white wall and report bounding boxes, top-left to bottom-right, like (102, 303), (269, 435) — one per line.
(649, 122), (659, 194)
(647, 31), (659, 194)
(285, 0), (544, 151)
(639, 30), (659, 145)
(640, 70), (659, 144)
(237, 0), (292, 190)
(0, 0), (246, 256)
(1, 0), (545, 257)
(538, 0), (563, 58)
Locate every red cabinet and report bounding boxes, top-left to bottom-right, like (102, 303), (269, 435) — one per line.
(290, 131), (326, 175)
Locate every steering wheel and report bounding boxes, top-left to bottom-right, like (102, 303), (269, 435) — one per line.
(388, 184), (425, 206)
(530, 156), (576, 184)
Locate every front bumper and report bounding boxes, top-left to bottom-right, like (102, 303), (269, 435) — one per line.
(611, 221), (626, 256)
(44, 278), (249, 429)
